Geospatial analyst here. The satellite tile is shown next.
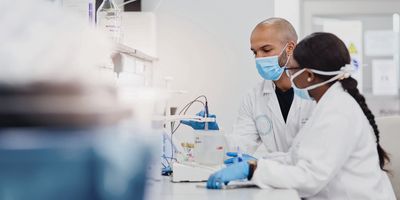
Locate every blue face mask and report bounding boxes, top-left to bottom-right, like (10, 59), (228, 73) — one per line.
(293, 87), (313, 100)
(255, 44), (289, 81)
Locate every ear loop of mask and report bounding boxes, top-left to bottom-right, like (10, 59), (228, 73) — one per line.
(279, 43), (289, 56)
(280, 43), (290, 65)
(291, 66), (352, 91)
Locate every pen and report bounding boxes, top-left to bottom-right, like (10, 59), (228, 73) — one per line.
(237, 146), (243, 162)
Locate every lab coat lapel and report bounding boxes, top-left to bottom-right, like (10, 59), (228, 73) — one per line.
(286, 94), (300, 125)
(261, 80), (285, 127)
(265, 90), (286, 127)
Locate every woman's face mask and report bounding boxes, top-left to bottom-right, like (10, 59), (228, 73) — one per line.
(255, 43), (290, 81)
(289, 69), (314, 100)
(289, 65), (353, 100)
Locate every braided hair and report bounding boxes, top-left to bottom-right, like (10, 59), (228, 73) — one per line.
(293, 32), (390, 170)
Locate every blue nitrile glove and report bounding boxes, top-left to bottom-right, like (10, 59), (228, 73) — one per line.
(224, 152), (256, 166)
(207, 161), (249, 189)
(181, 110), (219, 130)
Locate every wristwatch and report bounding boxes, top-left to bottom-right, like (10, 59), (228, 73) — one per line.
(247, 160), (258, 180)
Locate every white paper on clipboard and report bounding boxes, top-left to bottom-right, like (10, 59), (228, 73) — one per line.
(372, 59), (399, 95)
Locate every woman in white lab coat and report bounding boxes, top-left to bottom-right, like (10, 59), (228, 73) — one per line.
(207, 32), (396, 199)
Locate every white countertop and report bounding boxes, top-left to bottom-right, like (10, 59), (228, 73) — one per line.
(145, 177), (300, 200)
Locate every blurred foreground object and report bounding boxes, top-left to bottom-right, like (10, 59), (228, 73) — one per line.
(0, 1), (156, 199)
(0, 128), (150, 200)
(0, 82), (129, 128)
(0, 74), (152, 200)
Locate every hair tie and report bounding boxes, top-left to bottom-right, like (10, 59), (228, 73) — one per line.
(339, 64), (354, 80)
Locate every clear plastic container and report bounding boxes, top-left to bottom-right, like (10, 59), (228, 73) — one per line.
(193, 130), (227, 166)
(96, 0), (122, 42)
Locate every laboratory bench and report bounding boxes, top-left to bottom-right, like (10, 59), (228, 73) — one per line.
(145, 177), (300, 200)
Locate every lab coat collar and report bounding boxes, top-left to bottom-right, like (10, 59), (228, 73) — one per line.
(317, 81), (344, 104)
(261, 80), (275, 95)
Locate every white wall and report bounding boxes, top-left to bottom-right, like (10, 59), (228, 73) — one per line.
(141, 0), (162, 12)
(274, 0), (301, 37)
(151, 0), (275, 133)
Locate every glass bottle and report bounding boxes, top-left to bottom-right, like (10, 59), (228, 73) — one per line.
(96, 0), (122, 42)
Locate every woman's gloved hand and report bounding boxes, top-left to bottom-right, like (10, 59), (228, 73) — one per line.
(224, 152), (256, 166)
(181, 110), (219, 130)
(207, 161), (249, 189)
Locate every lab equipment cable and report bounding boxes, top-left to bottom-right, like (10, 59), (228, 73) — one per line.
(171, 99), (205, 134)
(204, 101), (209, 130)
(193, 95), (209, 130)
(170, 97), (206, 167)
(161, 133), (173, 176)
(162, 95), (209, 176)
(117, 0), (138, 7)
(171, 95), (208, 134)
(171, 94), (208, 132)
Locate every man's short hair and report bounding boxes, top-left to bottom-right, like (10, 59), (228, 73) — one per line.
(255, 17), (298, 44)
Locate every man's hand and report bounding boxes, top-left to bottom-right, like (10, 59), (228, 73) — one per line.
(181, 110), (219, 130)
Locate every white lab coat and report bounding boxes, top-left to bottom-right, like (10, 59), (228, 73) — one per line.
(251, 82), (396, 200)
(228, 80), (315, 154)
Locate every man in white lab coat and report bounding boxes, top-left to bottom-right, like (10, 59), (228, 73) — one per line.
(226, 18), (315, 160)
